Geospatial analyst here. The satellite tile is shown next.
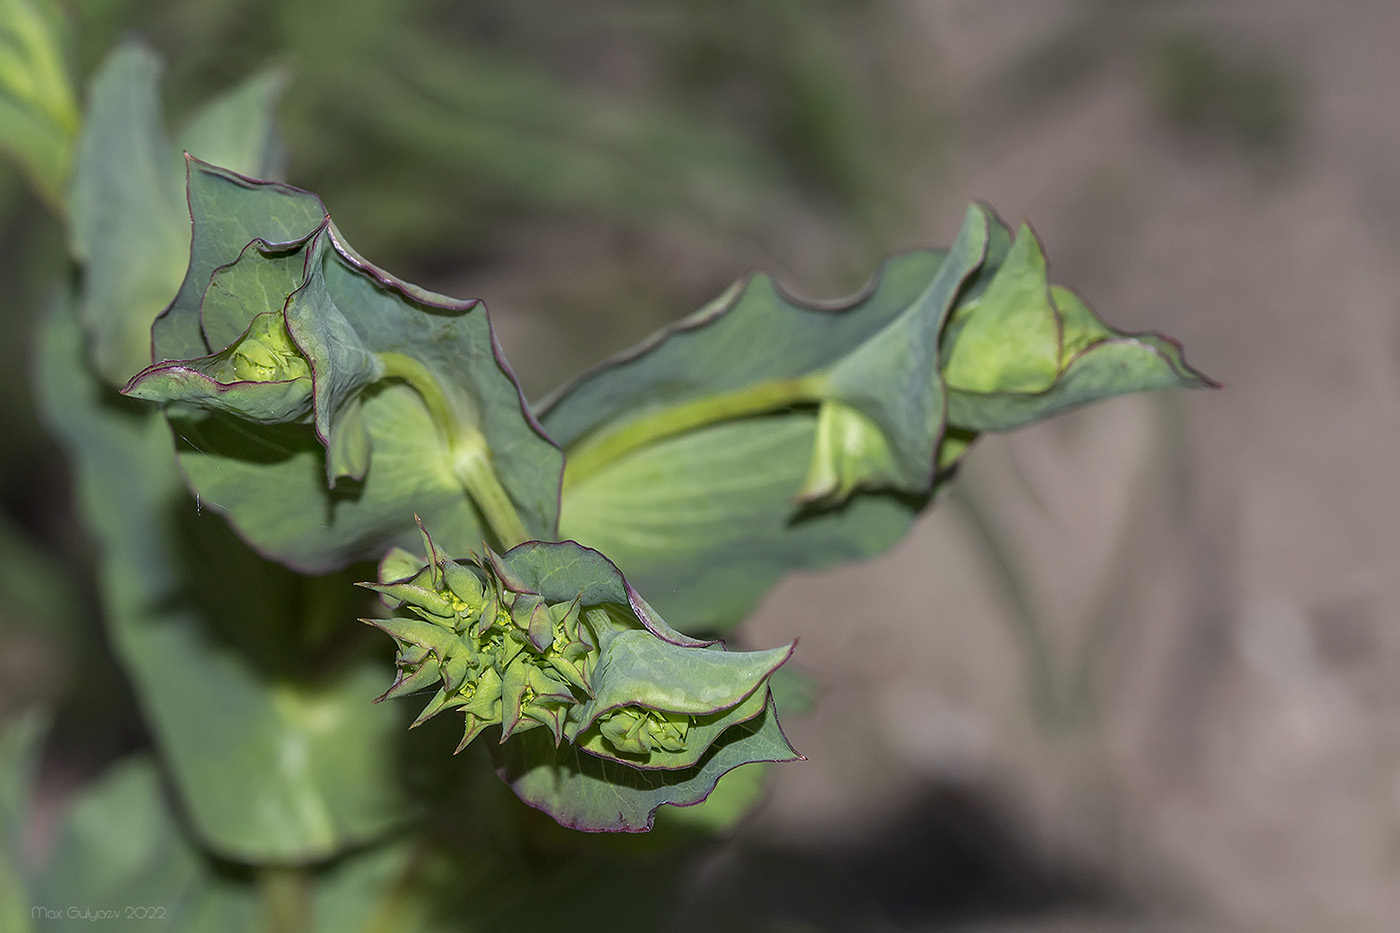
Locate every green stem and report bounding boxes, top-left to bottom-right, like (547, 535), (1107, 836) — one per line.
(453, 432), (531, 548)
(562, 374), (826, 491)
(378, 352), (530, 549)
(259, 865), (311, 933)
(378, 352), (458, 441)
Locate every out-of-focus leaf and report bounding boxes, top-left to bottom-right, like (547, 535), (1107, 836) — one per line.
(32, 752), (446, 932)
(36, 290), (412, 862)
(175, 66), (287, 182)
(33, 756), (261, 932)
(68, 43), (187, 387)
(128, 161), (561, 570)
(67, 42), (287, 388)
(0, 710), (44, 933)
(0, 512), (82, 643)
(495, 695), (799, 833)
(0, 0), (77, 212)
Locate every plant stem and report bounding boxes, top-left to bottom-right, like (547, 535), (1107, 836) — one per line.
(453, 431), (531, 548)
(378, 351), (530, 549)
(562, 374), (826, 491)
(377, 352), (458, 441)
(259, 865), (311, 933)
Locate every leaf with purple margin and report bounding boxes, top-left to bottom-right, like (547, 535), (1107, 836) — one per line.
(129, 160), (561, 571)
(493, 694), (799, 833)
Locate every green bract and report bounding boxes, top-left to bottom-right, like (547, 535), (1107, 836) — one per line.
(363, 524), (797, 829)
(121, 159), (562, 568)
(541, 205), (1211, 633)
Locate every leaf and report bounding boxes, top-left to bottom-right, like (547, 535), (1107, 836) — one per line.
(540, 213), (981, 632)
(33, 757), (261, 932)
(0, 0), (77, 212)
(571, 678), (773, 772)
(0, 710), (44, 933)
(493, 694), (800, 833)
(566, 630), (788, 745)
(944, 284), (1215, 431)
(491, 540), (710, 647)
(542, 205), (1209, 633)
(941, 223), (1061, 394)
(33, 753), (445, 933)
(67, 41), (287, 388)
(175, 67), (286, 182)
(129, 160), (561, 571)
(37, 289), (412, 862)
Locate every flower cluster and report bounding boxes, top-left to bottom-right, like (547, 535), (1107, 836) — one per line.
(363, 526), (792, 767)
(365, 538), (599, 753)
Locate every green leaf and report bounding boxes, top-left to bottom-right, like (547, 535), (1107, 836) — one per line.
(175, 67), (286, 182)
(557, 413), (921, 633)
(579, 630), (787, 720)
(0, 711), (44, 933)
(572, 678), (773, 772)
(130, 160), (561, 570)
(494, 694), (800, 833)
(944, 285), (1214, 431)
(941, 223), (1061, 394)
(68, 43), (188, 388)
(543, 206), (1208, 632)
(67, 42), (287, 388)
(37, 290), (412, 862)
(151, 156), (326, 365)
(541, 207), (983, 631)
(0, 0), (77, 212)
(33, 754), (445, 933)
(491, 540), (709, 648)
(34, 757), (261, 932)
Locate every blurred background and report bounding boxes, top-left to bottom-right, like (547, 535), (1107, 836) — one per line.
(3, 0), (1397, 929)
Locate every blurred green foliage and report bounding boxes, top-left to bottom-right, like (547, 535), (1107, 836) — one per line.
(53, 0), (898, 268)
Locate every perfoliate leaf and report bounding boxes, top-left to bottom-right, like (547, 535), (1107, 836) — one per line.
(943, 284), (1214, 431)
(542, 205), (1210, 633)
(495, 695), (799, 833)
(125, 160), (561, 570)
(941, 223), (1061, 394)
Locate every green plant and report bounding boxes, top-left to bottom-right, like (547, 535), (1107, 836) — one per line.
(1, 9), (1209, 931)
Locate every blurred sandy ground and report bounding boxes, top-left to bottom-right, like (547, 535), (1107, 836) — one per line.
(489, 1), (1400, 929)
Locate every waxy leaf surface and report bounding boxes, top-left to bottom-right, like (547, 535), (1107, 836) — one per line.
(544, 206), (1209, 633)
(495, 695), (799, 832)
(127, 160), (562, 571)
(0, 0), (78, 212)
